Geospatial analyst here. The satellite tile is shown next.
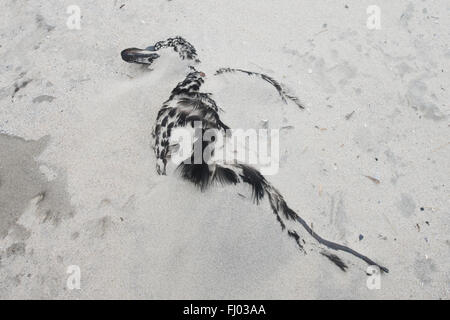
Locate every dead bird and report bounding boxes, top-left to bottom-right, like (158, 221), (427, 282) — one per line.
(120, 36), (388, 273)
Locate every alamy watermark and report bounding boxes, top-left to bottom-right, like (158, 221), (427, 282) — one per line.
(366, 265), (381, 290)
(169, 122), (280, 175)
(66, 5), (81, 30)
(66, 265), (81, 290)
(366, 5), (381, 30)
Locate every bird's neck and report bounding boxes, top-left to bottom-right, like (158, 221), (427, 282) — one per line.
(170, 70), (205, 98)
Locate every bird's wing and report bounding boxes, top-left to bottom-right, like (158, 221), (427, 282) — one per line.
(214, 67), (304, 109)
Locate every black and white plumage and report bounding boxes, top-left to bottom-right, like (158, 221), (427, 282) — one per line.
(121, 36), (388, 273)
(121, 36), (200, 65)
(154, 37), (201, 62)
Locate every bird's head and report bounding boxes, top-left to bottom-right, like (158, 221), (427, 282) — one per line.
(120, 36), (200, 68)
(120, 46), (160, 65)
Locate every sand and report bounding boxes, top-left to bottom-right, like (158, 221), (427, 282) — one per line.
(0, 0), (449, 299)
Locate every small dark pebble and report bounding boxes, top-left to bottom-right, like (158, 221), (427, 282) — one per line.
(420, 207), (424, 211)
(359, 234), (364, 241)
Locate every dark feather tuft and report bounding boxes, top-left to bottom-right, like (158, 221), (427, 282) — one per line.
(287, 230), (304, 251)
(177, 161), (211, 191)
(321, 251), (348, 272)
(237, 164), (266, 204)
(212, 166), (239, 185)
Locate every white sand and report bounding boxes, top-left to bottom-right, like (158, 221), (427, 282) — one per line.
(0, 0), (449, 299)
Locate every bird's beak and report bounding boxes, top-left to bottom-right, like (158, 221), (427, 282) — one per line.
(121, 46), (160, 65)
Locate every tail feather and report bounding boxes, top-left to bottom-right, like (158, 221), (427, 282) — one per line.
(235, 164), (265, 204)
(177, 160), (389, 273)
(177, 158), (211, 191)
(213, 165), (239, 185)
